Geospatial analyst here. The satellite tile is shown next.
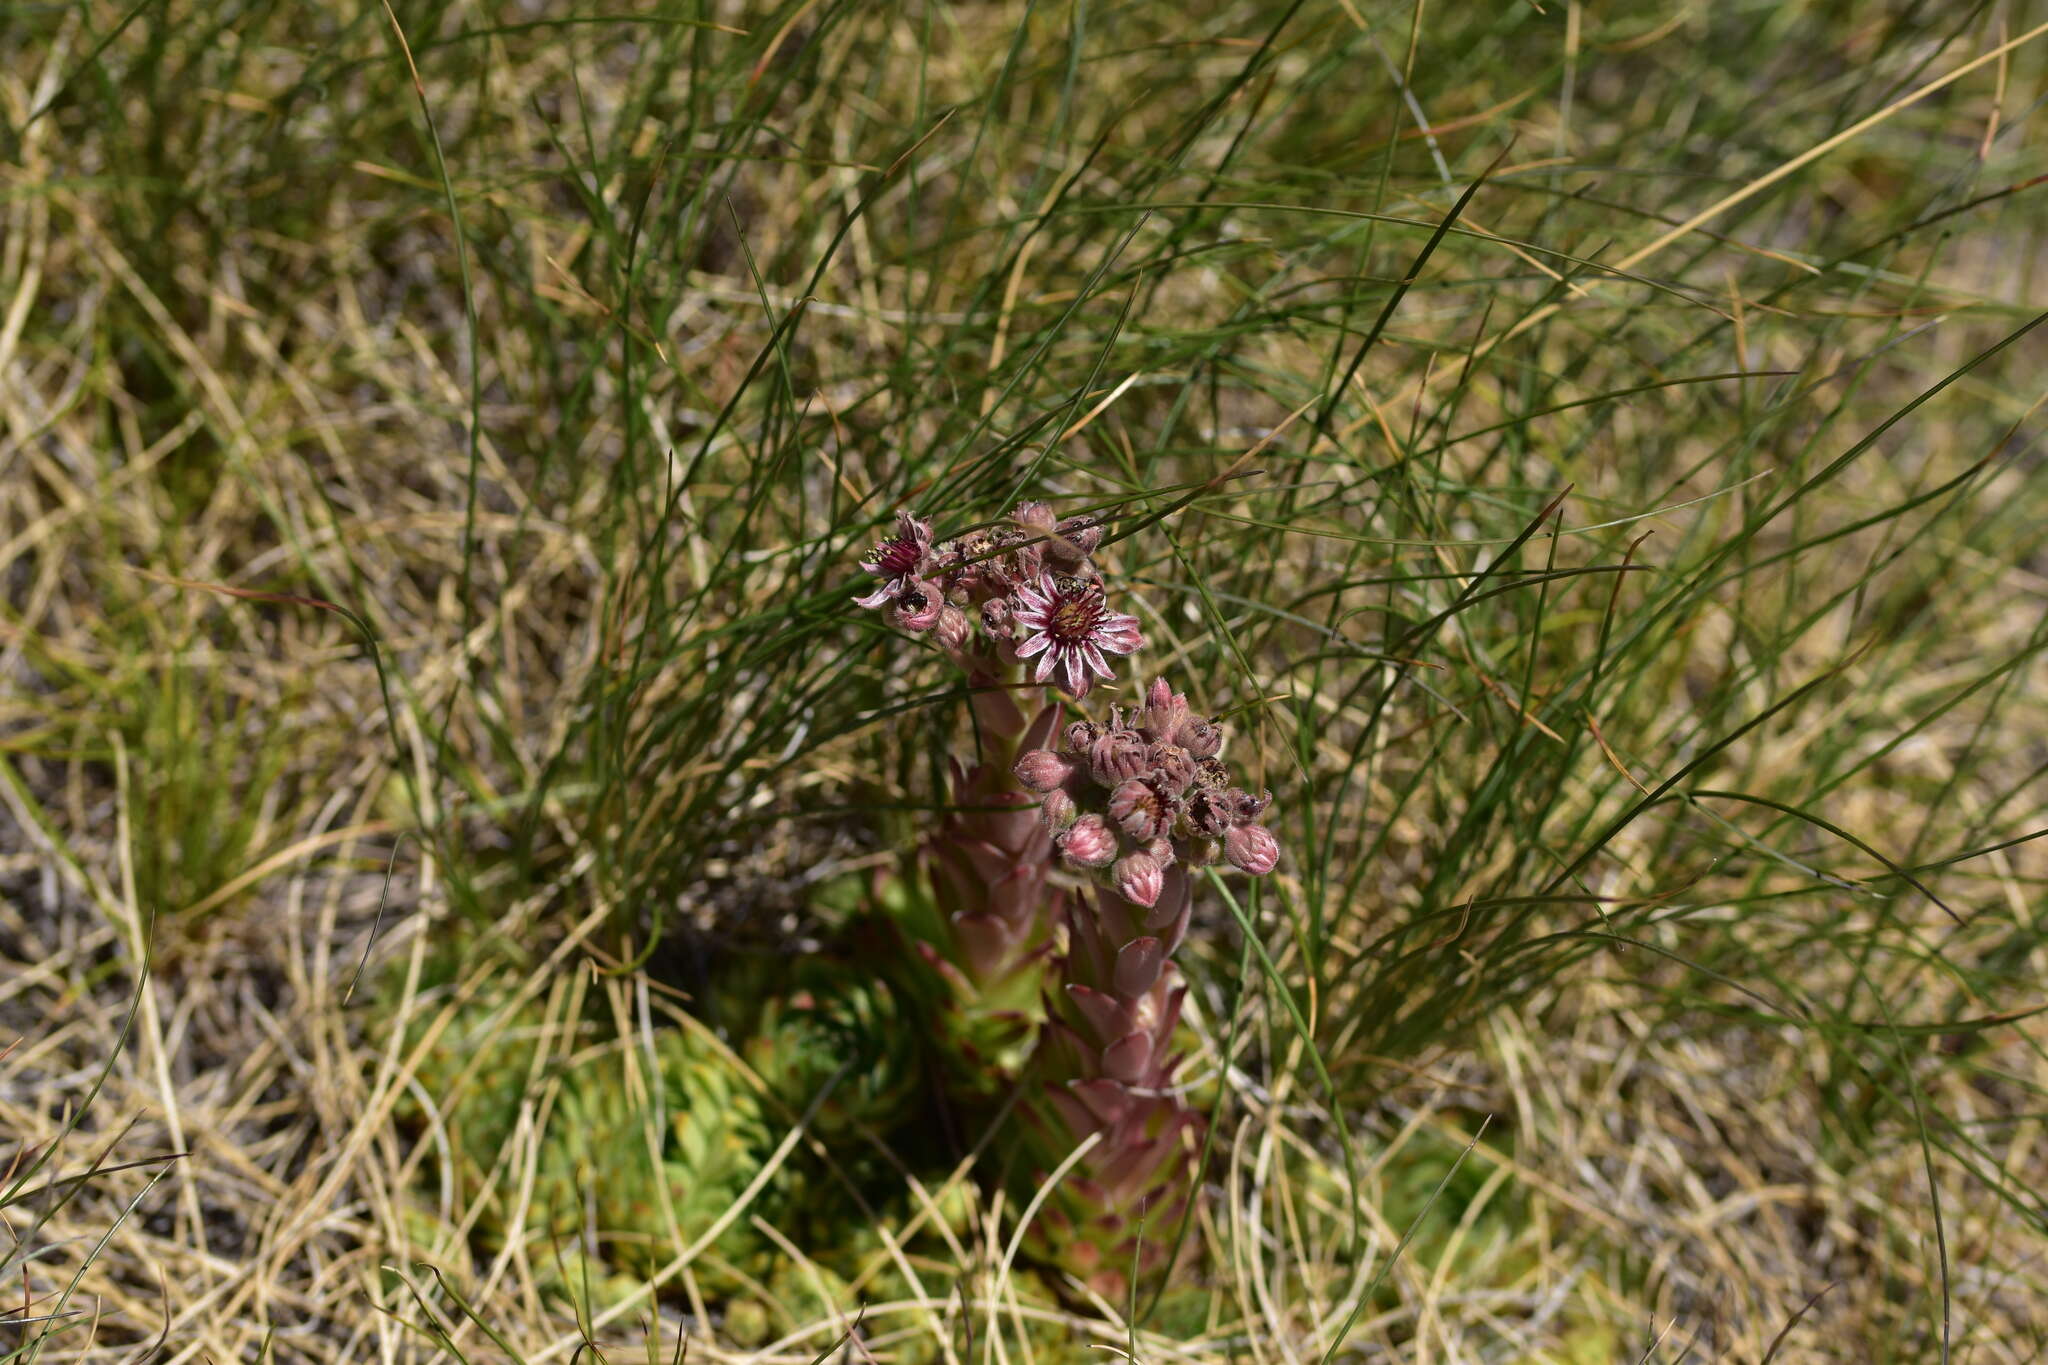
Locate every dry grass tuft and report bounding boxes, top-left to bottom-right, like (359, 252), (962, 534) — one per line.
(6, 1), (2048, 1361)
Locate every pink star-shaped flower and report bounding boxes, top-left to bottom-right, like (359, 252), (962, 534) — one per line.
(1011, 573), (1142, 697)
(852, 511), (934, 609)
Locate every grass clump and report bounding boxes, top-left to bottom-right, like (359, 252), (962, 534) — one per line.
(1, 0), (2046, 1360)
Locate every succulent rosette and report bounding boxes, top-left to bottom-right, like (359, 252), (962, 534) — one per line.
(386, 953), (787, 1310)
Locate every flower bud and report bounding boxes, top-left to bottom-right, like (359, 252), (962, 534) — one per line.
(1112, 850), (1164, 908)
(1225, 823), (1280, 876)
(1063, 719), (1103, 755)
(1054, 515), (1102, 559)
(1141, 836), (1175, 866)
(1089, 731), (1150, 786)
(1010, 500), (1058, 535)
(1013, 748), (1076, 793)
(1108, 777), (1173, 841)
(1044, 518), (1101, 573)
(1140, 679), (1191, 743)
(1147, 742), (1197, 794)
(934, 604), (971, 651)
(1039, 788), (1078, 830)
(891, 578), (945, 632)
(1178, 716), (1224, 759)
(1057, 814), (1118, 869)
(980, 597), (1016, 642)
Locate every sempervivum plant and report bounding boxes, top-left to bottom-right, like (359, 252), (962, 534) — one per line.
(730, 961), (922, 1145)
(392, 944), (985, 1356)
(855, 504), (1280, 1300)
(1014, 679), (1278, 1297)
(390, 968), (785, 1308)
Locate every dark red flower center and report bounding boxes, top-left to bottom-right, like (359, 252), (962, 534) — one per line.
(1041, 576), (1108, 640)
(1047, 594), (1102, 640)
(867, 536), (922, 576)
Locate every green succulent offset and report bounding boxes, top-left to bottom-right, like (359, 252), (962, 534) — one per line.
(728, 958), (924, 1142)
(387, 955), (783, 1310)
(385, 944), (974, 1345)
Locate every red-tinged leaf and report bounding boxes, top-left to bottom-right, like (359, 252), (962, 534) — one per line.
(1101, 1030), (1154, 1084)
(1113, 936), (1165, 997)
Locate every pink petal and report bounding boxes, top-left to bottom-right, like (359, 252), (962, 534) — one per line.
(1062, 648), (1090, 694)
(1033, 648), (1060, 685)
(1097, 615), (1142, 653)
(1081, 641), (1113, 679)
(1014, 632), (1051, 658)
(851, 580), (901, 608)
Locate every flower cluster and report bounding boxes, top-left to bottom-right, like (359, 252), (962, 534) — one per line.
(1011, 678), (1277, 1298)
(853, 503), (1141, 698)
(1013, 678), (1280, 908)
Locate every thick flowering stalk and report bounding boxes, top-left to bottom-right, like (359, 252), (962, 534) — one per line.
(1012, 679), (1280, 1298)
(855, 502), (1141, 1087)
(910, 702), (1066, 1082)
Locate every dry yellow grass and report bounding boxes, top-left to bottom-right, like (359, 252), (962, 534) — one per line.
(5, 2), (2048, 1361)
